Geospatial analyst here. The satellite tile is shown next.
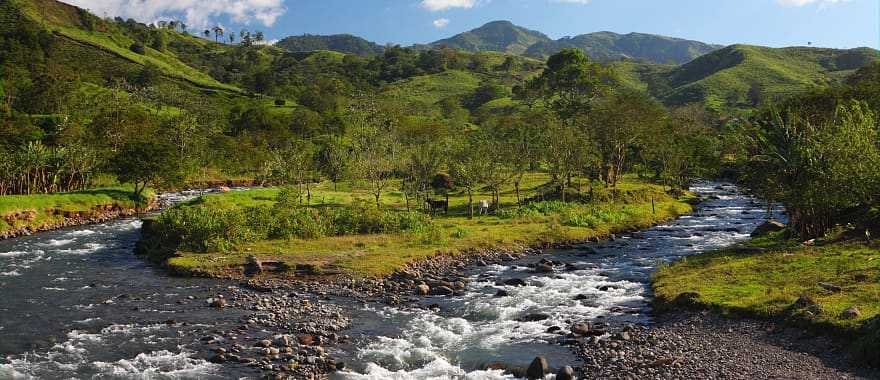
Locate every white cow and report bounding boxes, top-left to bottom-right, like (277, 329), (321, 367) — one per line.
(478, 200), (490, 215)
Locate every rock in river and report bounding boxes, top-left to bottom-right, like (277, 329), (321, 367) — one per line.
(429, 286), (454, 296)
(526, 356), (549, 379)
(751, 220), (785, 237)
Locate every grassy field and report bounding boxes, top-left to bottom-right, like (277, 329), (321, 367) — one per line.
(158, 173), (693, 278)
(0, 187), (154, 233)
(653, 232), (880, 330)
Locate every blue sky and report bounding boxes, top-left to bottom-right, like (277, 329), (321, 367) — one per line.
(65, 0), (879, 49)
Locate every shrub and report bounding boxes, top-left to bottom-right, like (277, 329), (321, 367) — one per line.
(130, 42), (146, 55)
(274, 99), (286, 106)
(152, 197), (436, 253)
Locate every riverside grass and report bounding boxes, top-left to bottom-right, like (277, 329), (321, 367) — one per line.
(160, 173), (693, 278)
(653, 233), (880, 330)
(0, 187), (154, 233)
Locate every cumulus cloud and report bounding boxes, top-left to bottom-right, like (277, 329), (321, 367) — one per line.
(420, 0), (476, 12)
(776, 0), (849, 6)
(432, 18), (450, 28)
(61, 0), (286, 28)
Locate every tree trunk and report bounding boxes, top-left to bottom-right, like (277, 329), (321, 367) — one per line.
(468, 190), (474, 219)
(515, 181), (521, 207)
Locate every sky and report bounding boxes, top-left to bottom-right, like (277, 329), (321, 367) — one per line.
(62, 0), (879, 49)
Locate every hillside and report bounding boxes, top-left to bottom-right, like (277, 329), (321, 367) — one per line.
(2, 0), (243, 95)
(646, 44), (880, 108)
(430, 20), (552, 55)
(525, 31), (722, 64)
(276, 34), (385, 56)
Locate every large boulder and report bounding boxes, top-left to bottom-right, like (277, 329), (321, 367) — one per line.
(526, 356), (549, 379)
(751, 220), (786, 237)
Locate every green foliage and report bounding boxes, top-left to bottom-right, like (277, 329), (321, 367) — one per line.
(111, 141), (187, 199)
(740, 99), (880, 238)
(153, 197), (434, 252)
(276, 34), (384, 56)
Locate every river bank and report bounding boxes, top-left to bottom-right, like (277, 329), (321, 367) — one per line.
(0, 188), (157, 240)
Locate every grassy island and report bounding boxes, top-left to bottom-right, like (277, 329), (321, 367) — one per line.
(141, 174), (692, 278)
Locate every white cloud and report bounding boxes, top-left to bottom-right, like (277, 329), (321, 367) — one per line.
(61, 0), (286, 29)
(420, 0), (476, 12)
(776, 0), (849, 6)
(432, 18), (450, 28)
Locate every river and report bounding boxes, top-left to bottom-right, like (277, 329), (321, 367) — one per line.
(0, 183), (781, 379)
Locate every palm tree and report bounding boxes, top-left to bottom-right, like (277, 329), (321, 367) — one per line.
(203, 29), (210, 39)
(212, 26), (224, 43)
(229, 34), (235, 44)
(254, 31), (264, 43)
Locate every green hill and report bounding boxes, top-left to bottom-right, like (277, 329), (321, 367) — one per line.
(525, 31), (722, 64)
(646, 44), (880, 108)
(3, 0), (242, 94)
(430, 20), (552, 55)
(275, 34), (385, 56)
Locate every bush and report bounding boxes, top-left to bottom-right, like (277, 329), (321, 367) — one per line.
(130, 42), (146, 55)
(152, 197), (435, 253)
(274, 99), (286, 106)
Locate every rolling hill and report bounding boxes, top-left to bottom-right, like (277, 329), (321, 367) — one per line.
(640, 44), (880, 108)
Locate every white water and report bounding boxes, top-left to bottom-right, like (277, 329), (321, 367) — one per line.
(337, 183), (783, 379)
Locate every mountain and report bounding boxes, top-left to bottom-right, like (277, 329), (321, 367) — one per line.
(619, 44), (880, 108)
(525, 31), (722, 65)
(427, 21), (719, 65)
(430, 20), (552, 55)
(276, 34), (384, 56)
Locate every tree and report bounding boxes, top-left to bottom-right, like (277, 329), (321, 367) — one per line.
(347, 98), (399, 207)
(490, 113), (542, 206)
(212, 26), (224, 43)
(522, 48), (616, 120)
(269, 139), (316, 204)
(203, 29), (211, 39)
(111, 141), (185, 200)
(540, 114), (588, 202)
(741, 100), (880, 238)
(314, 135), (351, 191)
(589, 89), (666, 187)
(449, 133), (492, 219)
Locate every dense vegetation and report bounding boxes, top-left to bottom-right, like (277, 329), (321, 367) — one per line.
(276, 34), (385, 56)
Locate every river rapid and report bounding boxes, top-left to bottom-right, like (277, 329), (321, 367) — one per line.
(0, 183), (781, 379)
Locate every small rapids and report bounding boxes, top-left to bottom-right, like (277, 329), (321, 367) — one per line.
(0, 189), (257, 379)
(335, 182), (785, 379)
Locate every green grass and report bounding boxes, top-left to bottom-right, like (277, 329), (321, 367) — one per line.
(0, 187), (154, 233)
(161, 174), (693, 278)
(653, 233), (880, 330)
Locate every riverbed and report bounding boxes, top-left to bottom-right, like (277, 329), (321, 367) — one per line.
(0, 183), (783, 379)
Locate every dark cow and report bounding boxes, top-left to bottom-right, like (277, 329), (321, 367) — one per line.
(425, 198), (448, 214)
